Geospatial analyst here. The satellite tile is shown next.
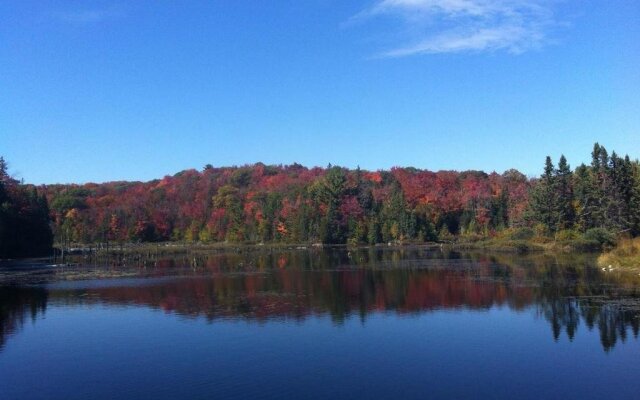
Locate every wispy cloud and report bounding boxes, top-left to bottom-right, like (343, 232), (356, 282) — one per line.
(352, 0), (559, 57)
(54, 8), (121, 24)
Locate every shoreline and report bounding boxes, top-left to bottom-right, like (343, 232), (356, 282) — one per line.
(48, 237), (606, 255)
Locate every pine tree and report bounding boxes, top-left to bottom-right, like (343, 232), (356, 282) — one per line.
(629, 160), (640, 236)
(529, 156), (558, 234)
(0, 156), (8, 182)
(367, 218), (380, 244)
(555, 155), (575, 229)
(313, 166), (347, 244)
(0, 157), (53, 257)
(605, 151), (627, 231)
(573, 164), (597, 231)
(618, 156), (635, 232)
(590, 143), (609, 228)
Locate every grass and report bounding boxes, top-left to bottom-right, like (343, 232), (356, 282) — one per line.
(452, 227), (618, 254)
(598, 238), (640, 271)
(452, 238), (545, 253)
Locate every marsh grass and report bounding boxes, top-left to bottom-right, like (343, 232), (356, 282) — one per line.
(598, 238), (640, 271)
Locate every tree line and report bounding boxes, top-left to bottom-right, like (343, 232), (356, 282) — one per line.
(1, 142), (638, 255)
(529, 143), (640, 238)
(43, 163), (530, 246)
(36, 143), (638, 247)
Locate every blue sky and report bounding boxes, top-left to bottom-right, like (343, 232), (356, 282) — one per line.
(1, 1), (639, 184)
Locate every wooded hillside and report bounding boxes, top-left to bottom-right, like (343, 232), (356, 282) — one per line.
(39, 143), (640, 246)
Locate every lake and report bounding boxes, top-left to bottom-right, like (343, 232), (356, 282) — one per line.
(1, 247), (639, 399)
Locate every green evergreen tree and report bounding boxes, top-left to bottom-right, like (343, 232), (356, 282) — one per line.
(555, 155), (575, 229)
(312, 166), (346, 244)
(604, 151), (627, 231)
(367, 217), (380, 244)
(381, 186), (415, 242)
(529, 156), (558, 234)
(573, 164), (597, 231)
(630, 161), (640, 236)
(0, 157), (53, 257)
(589, 143), (608, 227)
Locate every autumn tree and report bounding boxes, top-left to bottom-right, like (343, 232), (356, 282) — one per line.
(212, 185), (244, 242)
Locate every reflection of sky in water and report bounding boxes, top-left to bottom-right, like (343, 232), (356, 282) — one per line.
(1, 303), (639, 400)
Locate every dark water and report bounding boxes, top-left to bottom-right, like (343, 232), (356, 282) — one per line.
(1, 247), (640, 399)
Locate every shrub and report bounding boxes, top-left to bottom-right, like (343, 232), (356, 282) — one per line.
(555, 229), (580, 242)
(509, 227), (535, 241)
(459, 232), (484, 243)
(533, 224), (549, 240)
(583, 228), (617, 247)
(437, 227), (455, 243)
(510, 240), (532, 254)
(570, 238), (602, 252)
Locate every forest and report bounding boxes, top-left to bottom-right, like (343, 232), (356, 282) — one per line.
(0, 143), (638, 257)
(0, 157), (52, 258)
(33, 143), (639, 249)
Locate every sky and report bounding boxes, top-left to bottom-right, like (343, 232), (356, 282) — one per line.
(1, 0), (639, 184)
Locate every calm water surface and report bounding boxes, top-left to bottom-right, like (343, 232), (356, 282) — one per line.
(1, 248), (639, 399)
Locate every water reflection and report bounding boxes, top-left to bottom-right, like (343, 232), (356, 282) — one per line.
(1, 248), (639, 352)
(0, 286), (48, 351)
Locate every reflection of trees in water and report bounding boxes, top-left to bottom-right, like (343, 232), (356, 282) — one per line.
(1, 248), (639, 352)
(60, 269), (534, 322)
(0, 286), (48, 350)
(499, 251), (640, 351)
(540, 298), (581, 341)
(537, 297), (640, 351)
(594, 302), (640, 351)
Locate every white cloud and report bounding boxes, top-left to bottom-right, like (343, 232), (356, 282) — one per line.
(355, 0), (557, 56)
(371, 0), (496, 16)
